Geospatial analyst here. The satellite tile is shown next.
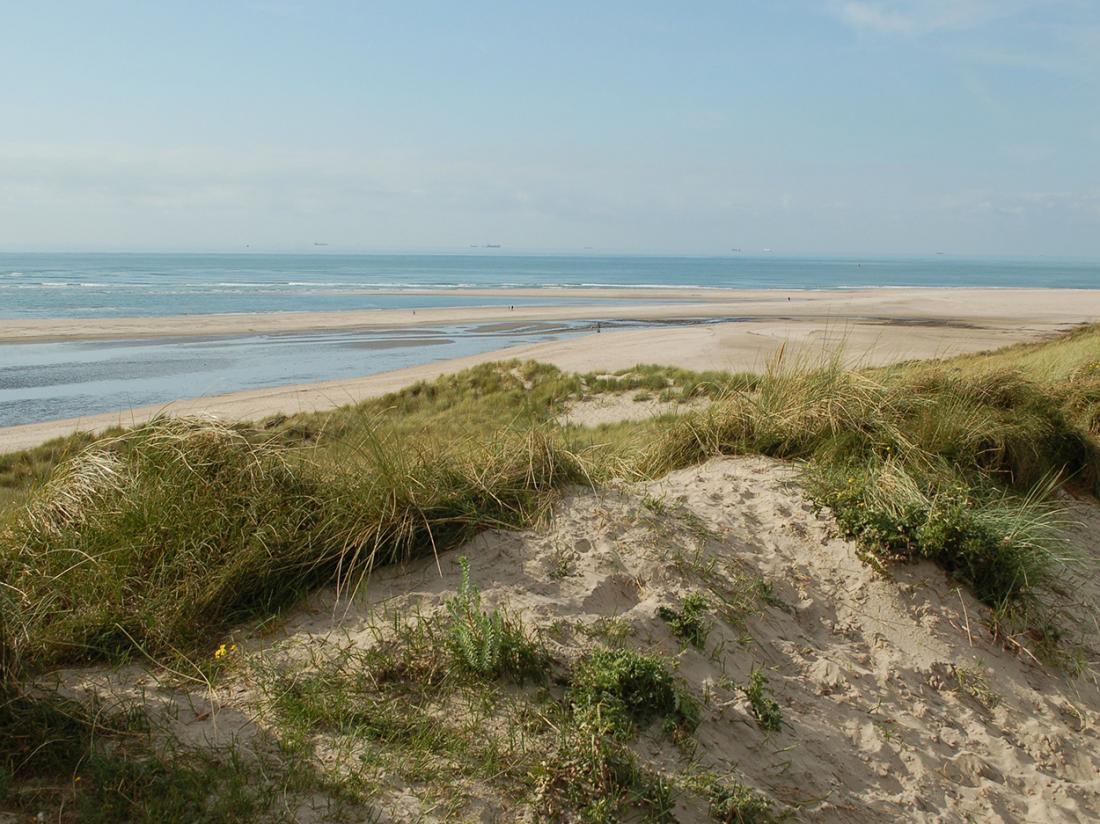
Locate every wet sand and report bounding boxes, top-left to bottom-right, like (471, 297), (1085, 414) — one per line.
(4, 287), (1100, 344)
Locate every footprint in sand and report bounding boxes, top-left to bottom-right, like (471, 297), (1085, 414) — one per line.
(942, 752), (1003, 787)
(582, 574), (643, 613)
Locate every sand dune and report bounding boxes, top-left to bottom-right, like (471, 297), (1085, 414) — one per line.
(51, 456), (1100, 821)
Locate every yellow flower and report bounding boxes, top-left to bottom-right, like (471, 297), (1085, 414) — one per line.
(214, 642), (239, 660)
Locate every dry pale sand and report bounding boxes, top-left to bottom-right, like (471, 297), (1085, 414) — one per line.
(3, 287), (1098, 453)
(52, 456), (1100, 821)
(558, 392), (707, 427)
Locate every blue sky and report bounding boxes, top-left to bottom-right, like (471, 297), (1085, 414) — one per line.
(1, 1), (1097, 256)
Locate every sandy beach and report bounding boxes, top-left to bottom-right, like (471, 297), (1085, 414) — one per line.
(3, 287), (1099, 453)
(3, 286), (1098, 344)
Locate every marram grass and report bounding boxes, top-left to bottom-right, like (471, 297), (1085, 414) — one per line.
(640, 355), (1098, 492)
(2, 330), (1100, 676)
(0, 414), (586, 670)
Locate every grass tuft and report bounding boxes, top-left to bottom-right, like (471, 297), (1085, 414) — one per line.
(809, 459), (1069, 613)
(2, 417), (328, 665)
(703, 774), (784, 823)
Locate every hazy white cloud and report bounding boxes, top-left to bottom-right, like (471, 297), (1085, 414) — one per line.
(830, 0), (1054, 35)
(828, 1), (1100, 80)
(833, 2), (920, 34)
(934, 189), (1100, 232)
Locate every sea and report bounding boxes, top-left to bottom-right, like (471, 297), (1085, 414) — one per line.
(1, 252), (1097, 428)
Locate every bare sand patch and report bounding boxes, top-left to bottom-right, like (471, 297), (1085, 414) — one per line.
(558, 391), (710, 427)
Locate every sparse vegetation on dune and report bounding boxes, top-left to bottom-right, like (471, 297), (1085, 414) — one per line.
(2, 325), (1100, 819)
(641, 346), (1097, 644)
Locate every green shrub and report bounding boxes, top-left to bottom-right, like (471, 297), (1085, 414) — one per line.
(532, 699), (673, 822)
(73, 749), (272, 824)
(815, 460), (1064, 609)
(569, 648), (697, 734)
(0, 693), (94, 789)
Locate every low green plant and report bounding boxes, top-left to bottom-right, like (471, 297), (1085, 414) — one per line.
(577, 616), (633, 646)
(951, 665), (1001, 711)
(0, 692), (107, 796)
(72, 748), (277, 824)
(269, 667), (468, 774)
(813, 460), (1066, 610)
(706, 775), (782, 823)
(569, 647), (698, 734)
(532, 697), (674, 822)
(548, 544), (575, 579)
(0, 689), (359, 824)
(742, 669), (782, 733)
(445, 556), (548, 682)
(658, 592), (711, 649)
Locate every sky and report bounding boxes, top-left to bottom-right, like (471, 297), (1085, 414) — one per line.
(1, 0), (1098, 257)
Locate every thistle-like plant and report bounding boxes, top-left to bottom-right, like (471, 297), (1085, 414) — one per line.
(445, 556), (505, 676)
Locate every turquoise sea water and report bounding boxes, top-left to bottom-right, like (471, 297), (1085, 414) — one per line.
(1, 253), (1097, 429)
(1, 252), (1097, 320)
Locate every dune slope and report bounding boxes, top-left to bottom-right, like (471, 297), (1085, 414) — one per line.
(47, 456), (1100, 822)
